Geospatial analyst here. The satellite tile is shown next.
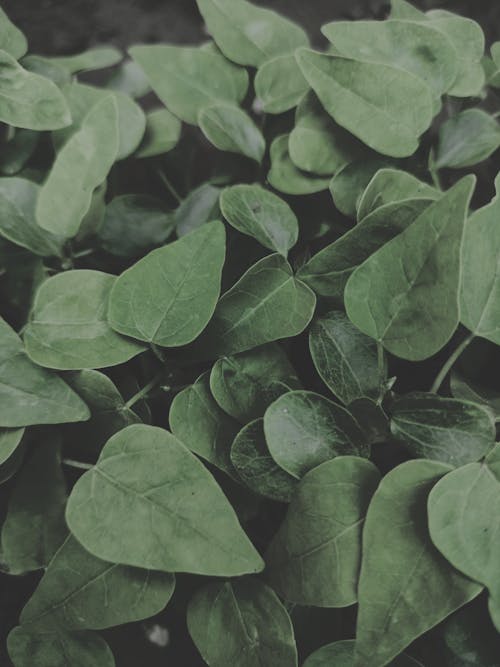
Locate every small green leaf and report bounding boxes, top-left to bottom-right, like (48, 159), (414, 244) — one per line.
(0, 427), (24, 468)
(266, 456), (380, 606)
(20, 55), (71, 87)
(187, 579), (298, 667)
(304, 640), (422, 666)
(135, 108), (182, 158)
(103, 59), (151, 98)
(0, 129), (39, 176)
(268, 134), (330, 195)
(51, 47), (122, 73)
(220, 184), (298, 256)
(329, 157), (392, 217)
(0, 7), (27, 59)
(108, 221), (226, 347)
(390, 0), (425, 21)
(435, 110), (500, 169)
(254, 54), (308, 114)
(264, 390), (368, 479)
(66, 424), (264, 575)
(450, 369), (500, 418)
(198, 103), (265, 163)
(173, 182), (221, 237)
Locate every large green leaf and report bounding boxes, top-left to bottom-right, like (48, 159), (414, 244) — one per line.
(37, 96), (119, 239)
(345, 176), (475, 361)
(24, 270), (145, 370)
(304, 640), (423, 666)
(135, 108), (182, 158)
(329, 157), (392, 218)
(264, 390), (367, 478)
(108, 221), (225, 347)
(66, 424), (264, 575)
(193, 253), (316, 358)
(254, 54), (308, 114)
(268, 134), (331, 195)
(296, 49), (433, 158)
(187, 580), (297, 666)
(0, 316), (90, 428)
(266, 456), (380, 606)
(435, 110), (500, 169)
(51, 47), (122, 74)
(195, 0), (308, 67)
(129, 43), (248, 125)
(355, 460), (481, 667)
(0, 7), (27, 59)
(199, 103), (265, 163)
(220, 184), (298, 256)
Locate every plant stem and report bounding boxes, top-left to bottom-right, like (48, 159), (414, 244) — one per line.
(72, 248), (95, 259)
(63, 458), (93, 471)
(377, 341), (386, 403)
(157, 170), (182, 204)
(125, 373), (163, 409)
(430, 332), (475, 394)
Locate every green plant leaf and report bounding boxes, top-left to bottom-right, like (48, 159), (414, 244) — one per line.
(135, 108), (182, 158)
(129, 43), (248, 125)
(355, 460), (481, 667)
(24, 270), (145, 370)
(254, 54), (308, 114)
(450, 369), (500, 418)
(103, 59), (151, 98)
(309, 311), (384, 405)
(266, 456), (380, 606)
(0, 50), (71, 130)
(173, 182), (221, 237)
(329, 157), (392, 217)
(198, 103), (265, 163)
(66, 424), (264, 575)
(0, 427), (24, 468)
(264, 390), (368, 479)
(51, 47), (122, 73)
(193, 253), (316, 358)
(390, 0), (425, 20)
(296, 49), (433, 158)
(187, 579), (297, 666)
(435, 110), (500, 169)
(108, 221), (225, 347)
(268, 134), (331, 195)
(230, 419), (297, 502)
(169, 371), (240, 477)
(0, 7), (27, 59)
(0, 129), (39, 176)
(220, 184), (298, 256)
(20, 55), (71, 87)
(390, 393), (495, 465)
(303, 639), (423, 666)
(0, 316), (90, 428)
(345, 175), (475, 361)
(37, 96), (119, 239)
(195, 0), (308, 67)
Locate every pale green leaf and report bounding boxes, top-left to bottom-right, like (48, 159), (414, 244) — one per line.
(173, 182), (221, 237)
(51, 47), (122, 73)
(329, 157), (392, 217)
(103, 59), (151, 98)
(304, 640), (422, 666)
(254, 54), (308, 114)
(199, 103), (265, 163)
(0, 7), (27, 59)
(0, 129), (39, 176)
(435, 110), (500, 169)
(268, 134), (330, 195)
(135, 108), (182, 158)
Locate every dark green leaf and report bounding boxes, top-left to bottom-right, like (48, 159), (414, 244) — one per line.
(173, 182), (221, 237)
(329, 157), (391, 217)
(303, 639), (423, 666)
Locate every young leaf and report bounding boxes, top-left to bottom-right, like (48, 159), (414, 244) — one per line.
(169, 371), (240, 477)
(37, 96), (119, 238)
(266, 456), (380, 606)
(0, 428), (24, 468)
(198, 103), (265, 163)
(20, 534), (175, 630)
(0, 7), (27, 59)
(135, 108), (182, 159)
(345, 176), (475, 361)
(390, 393), (495, 466)
(108, 221), (225, 347)
(355, 460), (481, 667)
(129, 44), (248, 125)
(103, 59), (151, 98)
(309, 311), (384, 405)
(187, 580), (298, 667)
(220, 184), (298, 256)
(296, 49), (433, 158)
(0, 50), (71, 130)
(254, 54), (309, 114)
(304, 640), (422, 666)
(0, 316), (90, 428)
(230, 419), (297, 502)
(50, 46), (122, 73)
(450, 369), (500, 417)
(173, 182), (221, 237)
(20, 55), (71, 87)
(209, 343), (299, 422)
(390, 0), (425, 20)
(268, 134), (331, 195)
(263, 390), (368, 479)
(0, 129), (39, 176)
(193, 253), (316, 358)
(435, 110), (500, 169)
(329, 157), (392, 218)
(195, 0), (308, 67)
(66, 424), (264, 575)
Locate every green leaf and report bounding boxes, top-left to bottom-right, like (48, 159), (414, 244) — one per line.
(0, 129), (39, 176)
(187, 579), (297, 666)
(390, 0), (425, 21)
(169, 371), (240, 477)
(390, 393), (495, 465)
(460, 174), (500, 345)
(309, 311), (384, 405)
(20, 55), (71, 87)
(198, 103), (265, 163)
(195, 0), (308, 67)
(435, 110), (500, 169)
(355, 460), (481, 667)
(0, 50), (71, 130)
(0, 178), (65, 257)
(173, 182), (221, 237)
(210, 343), (299, 423)
(345, 175), (475, 361)
(254, 54), (308, 114)
(264, 390), (368, 479)
(24, 270), (145, 371)
(220, 184), (298, 256)
(304, 639), (422, 666)
(193, 253), (316, 358)
(230, 419), (297, 502)
(1, 437), (66, 574)
(0, 427), (24, 467)
(103, 59), (151, 98)
(135, 108), (182, 158)
(37, 96), (119, 239)
(129, 43), (248, 125)
(66, 424), (264, 575)
(0, 7), (27, 59)
(108, 221), (226, 347)
(20, 534), (175, 630)
(7, 627), (115, 667)
(450, 369), (500, 418)
(268, 134), (330, 195)
(51, 47), (122, 73)
(329, 157), (392, 218)
(98, 194), (174, 258)
(296, 49), (433, 158)
(266, 456), (380, 606)
(0, 316), (90, 428)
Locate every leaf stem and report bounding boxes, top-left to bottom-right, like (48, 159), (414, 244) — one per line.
(157, 170), (182, 204)
(63, 458), (93, 471)
(72, 248), (95, 259)
(377, 341), (386, 403)
(430, 332), (475, 394)
(125, 373), (163, 409)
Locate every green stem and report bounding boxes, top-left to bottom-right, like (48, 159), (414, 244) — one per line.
(72, 248), (95, 259)
(430, 332), (475, 394)
(157, 170), (182, 204)
(125, 373), (163, 409)
(63, 458), (93, 471)
(377, 342), (386, 403)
